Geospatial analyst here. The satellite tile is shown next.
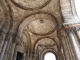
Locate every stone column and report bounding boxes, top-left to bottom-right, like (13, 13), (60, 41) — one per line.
(58, 50), (65, 60)
(74, 27), (80, 42)
(59, 30), (77, 60)
(0, 41), (8, 60)
(0, 32), (7, 54)
(12, 45), (17, 60)
(5, 35), (16, 60)
(69, 29), (80, 60)
(59, 31), (70, 60)
(7, 40), (16, 60)
(2, 36), (12, 60)
(76, 30), (80, 39)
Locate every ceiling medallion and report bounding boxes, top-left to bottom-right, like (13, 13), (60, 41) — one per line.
(11, 0), (51, 10)
(27, 13), (57, 36)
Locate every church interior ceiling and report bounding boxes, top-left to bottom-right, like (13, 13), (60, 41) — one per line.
(0, 0), (80, 60)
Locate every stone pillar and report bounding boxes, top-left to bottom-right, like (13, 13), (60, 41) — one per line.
(58, 51), (64, 60)
(0, 41), (8, 60)
(0, 32), (7, 54)
(68, 29), (80, 60)
(23, 53), (26, 60)
(7, 40), (16, 60)
(76, 30), (80, 39)
(12, 45), (17, 60)
(74, 27), (80, 42)
(59, 30), (77, 60)
(2, 36), (12, 60)
(60, 31), (70, 60)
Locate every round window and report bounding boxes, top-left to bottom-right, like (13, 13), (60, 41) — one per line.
(44, 52), (56, 60)
(74, 0), (80, 19)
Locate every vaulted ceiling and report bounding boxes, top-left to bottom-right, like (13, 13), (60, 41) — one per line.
(0, 0), (79, 60)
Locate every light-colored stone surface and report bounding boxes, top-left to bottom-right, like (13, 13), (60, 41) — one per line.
(13, 0), (50, 8)
(0, 0), (80, 60)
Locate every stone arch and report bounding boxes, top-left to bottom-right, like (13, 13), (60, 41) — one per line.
(0, 0), (13, 34)
(16, 12), (60, 60)
(17, 11), (58, 41)
(33, 37), (59, 52)
(22, 29), (32, 58)
(34, 37), (59, 60)
(41, 49), (59, 60)
(60, 0), (80, 23)
(11, 0), (51, 10)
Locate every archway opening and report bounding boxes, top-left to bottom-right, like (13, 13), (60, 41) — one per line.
(44, 52), (56, 60)
(74, 0), (80, 19)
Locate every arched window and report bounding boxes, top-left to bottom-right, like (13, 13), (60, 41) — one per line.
(44, 52), (56, 60)
(74, 0), (80, 19)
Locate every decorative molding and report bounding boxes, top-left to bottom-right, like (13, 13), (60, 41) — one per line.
(28, 14), (57, 36)
(18, 12), (57, 37)
(58, 23), (80, 33)
(11, 0), (51, 10)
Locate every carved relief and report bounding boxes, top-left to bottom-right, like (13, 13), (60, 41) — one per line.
(11, 0), (51, 10)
